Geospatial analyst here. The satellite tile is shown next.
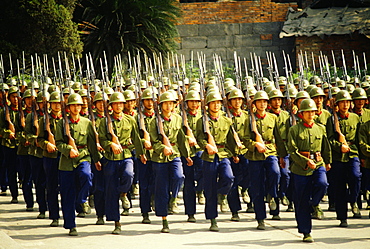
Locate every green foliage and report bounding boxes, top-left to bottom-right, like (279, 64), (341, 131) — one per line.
(77, 0), (181, 75)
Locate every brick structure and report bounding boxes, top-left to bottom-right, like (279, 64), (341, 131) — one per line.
(176, 0), (297, 71)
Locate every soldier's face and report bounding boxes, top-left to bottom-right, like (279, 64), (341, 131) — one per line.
(111, 102), (124, 114)
(9, 93), (18, 106)
(143, 99), (154, 110)
(95, 100), (104, 112)
(353, 99), (365, 109)
(69, 104), (82, 115)
(302, 110), (316, 123)
(254, 100), (268, 111)
(229, 98), (243, 110)
(24, 97), (32, 108)
(208, 100), (221, 113)
(50, 102), (61, 113)
(82, 97), (88, 108)
(187, 100), (200, 112)
(313, 96), (324, 108)
(161, 101), (174, 114)
(124, 100), (136, 112)
(337, 100), (351, 113)
(269, 98), (282, 109)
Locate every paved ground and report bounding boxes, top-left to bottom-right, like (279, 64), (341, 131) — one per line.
(1, 192), (370, 249)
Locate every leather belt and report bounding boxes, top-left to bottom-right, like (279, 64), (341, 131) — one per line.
(299, 151), (323, 162)
(216, 144), (225, 148)
(77, 145), (87, 149)
(170, 143), (176, 146)
(264, 141), (272, 144)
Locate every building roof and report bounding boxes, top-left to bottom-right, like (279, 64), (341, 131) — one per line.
(279, 6), (370, 38)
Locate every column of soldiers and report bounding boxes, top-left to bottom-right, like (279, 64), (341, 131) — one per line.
(1, 55), (370, 244)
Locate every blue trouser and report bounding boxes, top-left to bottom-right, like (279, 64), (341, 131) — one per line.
(292, 166), (328, 234)
(30, 156), (47, 213)
(228, 155), (248, 213)
(92, 157), (105, 218)
(203, 155), (234, 220)
(132, 150), (139, 186)
(326, 168), (335, 206)
(0, 145), (6, 192)
(43, 156), (60, 219)
(153, 157), (184, 217)
(249, 156), (280, 220)
(138, 159), (154, 214)
(18, 155), (33, 208)
(278, 156), (291, 199)
(3, 146), (18, 198)
(331, 158), (361, 220)
(194, 151), (204, 192)
(104, 158), (134, 222)
(181, 152), (203, 215)
(59, 161), (92, 229)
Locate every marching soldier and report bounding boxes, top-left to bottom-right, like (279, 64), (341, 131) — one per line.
(287, 99), (331, 242)
(148, 91), (192, 233)
(38, 91), (62, 227)
(326, 90), (362, 227)
(242, 90), (287, 230)
(55, 93), (102, 236)
(310, 87), (331, 126)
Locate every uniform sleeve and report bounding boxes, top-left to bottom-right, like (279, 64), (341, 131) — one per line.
(321, 128), (332, 165)
(326, 115), (342, 153)
(177, 119), (191, 158)
(0, 108), (12, 139)
(15, 112), (26, 146)
(148, 117), (166, 154)
(195, 117), (207, 150)
(130, 118), (145, 157)
(98, 117), (113, 152)
(226, 126), (238, 157)
(87, 121), (102, 163)
(242, 115), (256, 152)
(37, 116), (48, 150)
(359, 122), (370, 158)
(287, 126), (309, 170)
(274, 117), (287, 158)
(55, 118), (73, 157)
(25, 113), (37, 145)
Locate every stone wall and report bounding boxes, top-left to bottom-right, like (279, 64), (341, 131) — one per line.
(176, 0), (297, 73)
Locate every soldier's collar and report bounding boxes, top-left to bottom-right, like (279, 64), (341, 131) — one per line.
(69, 117), (80, 124)
(10, 106), (18, 111)
(303, 122), (314, 128)
(112, 113), (123, 121)
(143, 111), (154, 117)
(162, 114), (172, 121)
(51, 112), (62, 119)
(270, 109), (281, 116)
(80, 110), (88, 116)
(338, 112), (349, 119)
(316, 110), (322, 116)
(96, 112), (105, 118)
(353, 108), (363, 116)
(188, 111), (198, 117)
(231, 110), (242, 117)
(209, 114), (219, 121)
(124, 110), (135, 116)
(255, 112), (266, 119)
(37, 110), (44, 116)
(297, 112), (303, 119)
(25, 109), (31, 114)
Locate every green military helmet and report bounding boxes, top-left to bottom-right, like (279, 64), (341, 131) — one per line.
(104, 87), (114, 95)
(125, 78), (135, 86)
(183, 78), (189, 85)
(350, 77), (360, 84)
(147, 76), (155, 83)
(89, 85), (101, 93)
(228, 88), (244, 100)
(335, 90), (352, 103)
(337, 80), (346, 88)
(309, 87), (325, 98)
(72, 81), (82, 91)
(78, 89), (88, 97)
(367, 88), (370, 97)
(224, 78), (235, 85)
(150, 86), (159, 95)
(127, 85), (135, 92)
(93, 92), (108, 102)
(23, 89), (37, 98)
(109, 92), (126, 103)
(224, 81), (234, 89)
(322, 83), (330, 89)
(185, 90), (201, 101)
(67, 93), (83, 105)
(262, 77), (270, 83)
(245, 76), (254, 86)
(247, 86), (257, 97)
(7, 78), (17, 86)
(299, 99), (317, 112)
(168, 89), (178, 100)
(287, 87), (298, 98)
(19, 80), (27, 87)
(295, 91), (310, 100)
(81, 78), (88, 85)
(263, 81), (274, 88)
(170, 84), (178, 91)
(309, 75), (321, 84)
(293, 78), (300, 85)
(361, 81), (369, 89)
(139, 80), (147, 89)
(8, 86), (18, 95)
(362, 75), (370, 82)
(330, 87), (340, 96)
(287, 83), (295, 89)
(162, 77), (170, 86)
(264, 85), (276, 95)
(278, 77), (287, 86)
(305, 85), (316, 94)
(346, 84), (355, 94)
(159, 91), (176, 103)
(37, 91), (49, 102)
(123, 90), (136, 101)
(253, 91), (269, 101)
(49, 91), (62, 102)
(206, 91), (222, 104)
(48, 85), (60, 94)
(141, 88), (155, 100)
(269, 89), (284, 99)
(352, 88), (367, 100)
(45, 77), (53, 85)
(62, 88), (71, 95)
(0, 83), (9, 90)
(28, 80), (39, 89)
(226, 86), (237, 95)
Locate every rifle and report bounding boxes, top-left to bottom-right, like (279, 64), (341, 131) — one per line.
(134, 76), (151, 148)
(16, 59), (25, 129)
(198, 53), (217, 153)
(341, 50), (348, 81)
(30, 56), (39, 145)
(363, 52), (368, 75)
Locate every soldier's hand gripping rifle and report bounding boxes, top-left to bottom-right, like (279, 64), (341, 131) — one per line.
(135, 80), (152, 150)
(16, 59), (25, 129)
(30, 56), (40, 147)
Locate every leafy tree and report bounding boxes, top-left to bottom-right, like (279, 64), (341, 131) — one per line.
(76, 0), (182, 75)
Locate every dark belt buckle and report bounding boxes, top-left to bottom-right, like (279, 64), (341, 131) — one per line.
(309, 154), (314, 160)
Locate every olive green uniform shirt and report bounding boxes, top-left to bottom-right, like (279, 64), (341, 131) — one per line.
(55, 116), (102, 171)
(231, 110), (249, 155)
(38, 113), (62, 158)
(196, 113), (237, 162)
(287, 122), (331, 176)
(359, 120), (370, 168)
(314, 109), (331, 126)
(16, 110), (31, 155)
(326, 112), (360, 162)
(137, 112), (155, 160)
(98, 114), (144, 161)
(25, 111), (44, 158)
(0, 107), (18, 148)
(185, 110), (202, 157)
(149, 113), (191, 163)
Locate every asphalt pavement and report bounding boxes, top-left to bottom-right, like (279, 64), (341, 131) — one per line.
(1, 191), (370, 249)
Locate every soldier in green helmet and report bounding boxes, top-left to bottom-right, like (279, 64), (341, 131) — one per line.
(77, 89), (89, 117)
(294, 91), (310, 122)
(37, 91), (63, 227)
(326, 90), (362, 227)
(182, 90), (204, 223)
(287, 98), (331, 243)
(242, 90), (287, 230)
(195, 90), (238, 232)
(269, 89), (291, 217)
(310, 87), (331, 126)
(352, 88), (370, 123)
(226, 88), (251, 222)
(55, 93), (102, 236)
(0, 86), (20, 203)
(25, 91), (48, 219)
(98, 91), (146, 234)
(148, 91), (192, 233)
